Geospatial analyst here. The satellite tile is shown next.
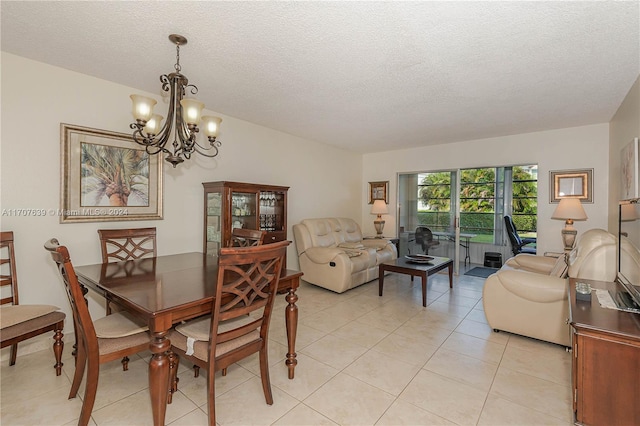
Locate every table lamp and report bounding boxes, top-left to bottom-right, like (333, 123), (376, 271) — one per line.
(371, 200), (389, 238)
(551, 198), (588, 251)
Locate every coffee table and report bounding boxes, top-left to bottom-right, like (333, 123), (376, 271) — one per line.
(379, 256), (453, 307)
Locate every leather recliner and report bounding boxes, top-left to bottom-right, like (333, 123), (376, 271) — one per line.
(292, 218), (397, 293)
(482, 228), (617, 347)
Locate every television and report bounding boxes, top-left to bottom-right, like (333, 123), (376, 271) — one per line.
(614, 198), (640, 312)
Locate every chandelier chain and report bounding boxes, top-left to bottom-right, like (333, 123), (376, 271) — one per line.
(174, 43), (181, 73)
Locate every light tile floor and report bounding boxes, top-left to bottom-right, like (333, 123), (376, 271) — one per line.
(1, 265), (573, 425)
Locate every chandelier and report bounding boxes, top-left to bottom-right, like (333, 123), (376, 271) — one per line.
(129, 34), (222, 167)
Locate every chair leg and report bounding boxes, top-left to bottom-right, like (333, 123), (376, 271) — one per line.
(69, 341), (87, 399)
(222, 368), (227, 376)
(168, 351), (179, 404)
(9, 343), (17, 366)
(193, 365), (199, 377)
(121, 356), (130, 371)
(53, 327), (64, 376)
(206, 366), (216, 426)
(258, 347), (273, 405)
(79, 356), (99, 426)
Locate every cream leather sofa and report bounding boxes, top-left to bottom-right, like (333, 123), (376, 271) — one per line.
(292, 218), (397, 293)
(483, 228), (617, 347)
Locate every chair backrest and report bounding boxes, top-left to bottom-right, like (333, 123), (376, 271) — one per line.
(45, 239), (98, 353)
(504, 216), (524, 255)
(0, 231), (19, 306)
(415, 227), (434, 249)
(230, 228), (266, 247)
(567, 228), (617, 281)
(210, 240), (289, 350)
(98, 228), (157, 263)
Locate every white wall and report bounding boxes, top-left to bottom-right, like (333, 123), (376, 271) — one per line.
(609, 75), (640, 236)
(0, 53), (362, 353)
(362, 123), (611, 257)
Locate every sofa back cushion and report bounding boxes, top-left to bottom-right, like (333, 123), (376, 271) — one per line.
(300, 218), (338, 249)
(335, 218), (363, 244)
(567, 228), (617, 281)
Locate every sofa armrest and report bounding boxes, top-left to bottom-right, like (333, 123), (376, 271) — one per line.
(361, 239), (391, 251)
(504, 254), (557, 274)
(494, 270), (568, 303)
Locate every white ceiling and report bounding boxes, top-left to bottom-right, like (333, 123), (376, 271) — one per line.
(2, 1), (639, 154)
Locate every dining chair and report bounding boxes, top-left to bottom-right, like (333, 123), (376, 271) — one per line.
(413, 226), (440, 255)
(188, 228), (268, 379)
(0, 231), (66, 375)
(504, 215), (537, 256)
(97, 227), (155, 370)
(45, 238), (155, 426)
(168, 240), (290, 425)
(230, 228), (266, 247)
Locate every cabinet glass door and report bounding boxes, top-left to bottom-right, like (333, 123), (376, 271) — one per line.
(206, 191), (223, 256)
(231, 191), (257, 231)
(259, 190), (286, 232)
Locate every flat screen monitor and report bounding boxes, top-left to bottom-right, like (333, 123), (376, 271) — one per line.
(615, 199), (640, 311)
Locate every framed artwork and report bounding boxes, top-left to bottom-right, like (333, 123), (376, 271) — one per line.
(368, 181), (389, 204)
(620, 137), (639, 200)
(550, 169), (593, 203)
(60, 123), (163, 223)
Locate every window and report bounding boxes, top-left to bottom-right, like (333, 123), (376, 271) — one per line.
(399, 164), (537, 246)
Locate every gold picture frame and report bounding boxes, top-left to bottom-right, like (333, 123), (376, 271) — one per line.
(550, 169), (593, 203)
(60, 123), (163, 223)
(368, 181), (389, 204)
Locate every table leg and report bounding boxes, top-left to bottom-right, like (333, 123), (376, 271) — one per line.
(378, 265), (385, 297)
(421, 273), (427, 307)
(448, 263), (453, 288)
(285, 288), (298, 379)
(149, 330), (170, 426)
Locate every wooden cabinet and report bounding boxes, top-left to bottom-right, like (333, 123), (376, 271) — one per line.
(569, 278), (640, 425)
(203, 181), (288, 256)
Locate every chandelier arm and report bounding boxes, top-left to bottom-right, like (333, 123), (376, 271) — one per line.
(193, 138), (222, 158)
(130, 124), (170, 156)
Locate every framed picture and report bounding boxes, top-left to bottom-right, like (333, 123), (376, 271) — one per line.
(620, 137), (639, 200)
(368, 181), (389, 204)
(60, 123), (163, 223)
(550, 169), (593, 203)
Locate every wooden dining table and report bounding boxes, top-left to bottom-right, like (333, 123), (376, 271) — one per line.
(74, 252), (302, 426)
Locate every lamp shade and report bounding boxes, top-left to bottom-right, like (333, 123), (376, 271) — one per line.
(202, 116), (222, 138)
(143, 114), (164, 136)
(180, 98), (205, 125)
(371, 200), (389, 215)
(551, 198), (588, 221)
(130, 94), (157, 122)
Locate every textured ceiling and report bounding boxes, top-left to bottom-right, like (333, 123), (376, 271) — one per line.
(2, 1), (639, 153)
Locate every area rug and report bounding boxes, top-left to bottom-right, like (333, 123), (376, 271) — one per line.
(464, 266), (499, 278)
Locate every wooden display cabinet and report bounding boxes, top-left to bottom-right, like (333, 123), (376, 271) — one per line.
(203, 181), (289, 256)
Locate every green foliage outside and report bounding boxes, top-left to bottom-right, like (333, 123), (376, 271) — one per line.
(417, 167), (537, 242)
